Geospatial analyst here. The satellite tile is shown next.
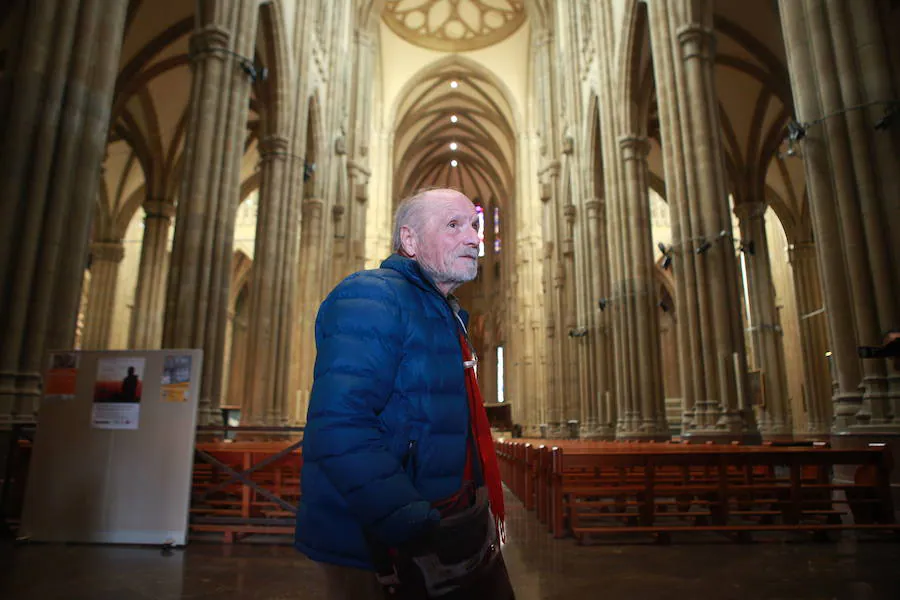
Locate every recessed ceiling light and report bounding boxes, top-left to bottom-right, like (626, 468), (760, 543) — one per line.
(451, 159), (458, 167)
(449, 142), (458, 151)
(450, 81), (459, 88)
(450, 115), (458, 123)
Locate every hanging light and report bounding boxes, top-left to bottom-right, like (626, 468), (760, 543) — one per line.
(450, 115), (459, 123)
(450, 159), (458, 167)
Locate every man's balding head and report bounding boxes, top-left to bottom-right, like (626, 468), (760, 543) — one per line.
(392, 188), (480, 295)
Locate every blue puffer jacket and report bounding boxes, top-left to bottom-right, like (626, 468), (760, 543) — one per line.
(294, 254), (472, 569)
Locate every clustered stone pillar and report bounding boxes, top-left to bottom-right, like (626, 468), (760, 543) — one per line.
(734, 202), (792, 436)
(610, 136), (668, 440)
(779, 0), (900, 429)
(789, 241), (833, 434)
(129, 200), (175, 349)
(163, 2), (259, 424)
(648, 0), (757, 440)
(561, 200), (580, 429)
(0, 0), (129, 422)
(584, 198), (614, 438)
(81, 241), (126, 350)
(292, 197), (326, 424)
(539, 169), (563, 433)
(241, 135), (295, 426)
(226, 309), (249, 409)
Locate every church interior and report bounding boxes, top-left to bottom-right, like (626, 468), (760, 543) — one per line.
(2, 0), (900, 598)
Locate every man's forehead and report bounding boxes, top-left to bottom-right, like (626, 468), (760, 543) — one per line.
(423, 190), (476, 217)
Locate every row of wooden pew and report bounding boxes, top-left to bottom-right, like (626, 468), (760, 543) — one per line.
(495, 438), (899, 542)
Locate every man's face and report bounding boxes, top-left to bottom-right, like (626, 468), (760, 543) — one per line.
(409, 191), (480, 295)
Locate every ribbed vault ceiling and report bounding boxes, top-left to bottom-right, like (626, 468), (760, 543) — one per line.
(393, 62), (515, 208)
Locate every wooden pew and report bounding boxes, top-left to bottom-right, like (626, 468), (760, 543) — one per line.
(495, 439), (898, 542)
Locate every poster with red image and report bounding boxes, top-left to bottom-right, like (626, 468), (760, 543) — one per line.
(92, 357), (145, 430)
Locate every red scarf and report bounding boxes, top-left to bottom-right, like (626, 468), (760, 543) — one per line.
(458, 332), (506, 542)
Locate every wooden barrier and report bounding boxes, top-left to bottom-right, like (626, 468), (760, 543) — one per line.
(191, 431), (303, 543)
(496, 439), (898, 542)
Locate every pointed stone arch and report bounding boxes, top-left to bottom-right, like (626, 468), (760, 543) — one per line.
(303, 91), (325, 198)
(255, 0), (292, 138)
(618, 0), (655, 136)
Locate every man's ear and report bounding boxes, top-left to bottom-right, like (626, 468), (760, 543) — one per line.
(399, 225), (418, 257)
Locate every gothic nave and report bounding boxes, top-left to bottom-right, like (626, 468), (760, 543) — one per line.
(1, 0), (900, 598)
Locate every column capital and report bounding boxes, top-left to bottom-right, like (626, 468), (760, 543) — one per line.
(532, 29), (552, 48)
(732, 200), (767, 221)
(354, 28), (374, 48)
(563, 203), (576, 224)
(538, 160), (561, 180)
(676, 24), (716, 61)
(258, 135), (290, 161)
(347, 159), (372, 180)
(585, 198), (604, 217)
(618, 135), (650, 160)
(302, 197), (325, 215)
(539, 182), (553, 203)
(90, 241), (125, 263)
(143, 200), (175, 220)
(189, 25), (232, 57)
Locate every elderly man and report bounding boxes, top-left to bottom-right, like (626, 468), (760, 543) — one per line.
(295, 188), (515, 600)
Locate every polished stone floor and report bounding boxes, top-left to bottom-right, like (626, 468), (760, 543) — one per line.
(2, 491), (900, 600)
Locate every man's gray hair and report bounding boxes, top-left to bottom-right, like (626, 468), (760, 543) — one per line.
(391, 187), (460, 252)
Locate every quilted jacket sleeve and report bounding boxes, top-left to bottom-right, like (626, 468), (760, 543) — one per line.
(302, 273), (439, 547)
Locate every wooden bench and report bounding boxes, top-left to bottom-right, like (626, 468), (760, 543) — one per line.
(496, 439), (898, 542)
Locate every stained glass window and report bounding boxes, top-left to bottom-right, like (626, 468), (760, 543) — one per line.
(493, 206), (501, 253)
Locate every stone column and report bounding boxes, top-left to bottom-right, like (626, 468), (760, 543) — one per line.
(537, 172), (562, 432)
(585, 198), (614, 438)
(612, 136), (668, 440)
(0, 0), (128, 422)
(81, 241), (126, 350)
(226, 311), (249, 409)
(129, 200), (174, 349)
(789, 241), (833, 434)
(734, 202), (792, 436)
(480, 202), (499, 407)
(240, 135), (294, 426)
(647, 0), (758, 440)
(561, 201), (579, 425)
(336, 26), (376, 281)
(779, 0), (900, 428)
(292, 197), (326, 424)
(163, 2), (259, 425)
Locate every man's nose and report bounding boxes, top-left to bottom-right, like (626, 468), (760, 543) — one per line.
(464, 226), (480, 246)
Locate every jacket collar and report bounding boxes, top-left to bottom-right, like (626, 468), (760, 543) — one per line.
(380, 254), (469, 326)
(381, 253), (443, 297)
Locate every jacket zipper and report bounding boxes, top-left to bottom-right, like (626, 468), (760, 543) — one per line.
(405, 440), (418, 481)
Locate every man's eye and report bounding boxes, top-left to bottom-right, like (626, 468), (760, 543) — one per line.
(448, 221), (457, 228)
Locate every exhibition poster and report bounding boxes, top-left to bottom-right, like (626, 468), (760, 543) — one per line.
(45, 352), (79, 401)
(91, 357), (145, 429)
(161, 354), (192, 403)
